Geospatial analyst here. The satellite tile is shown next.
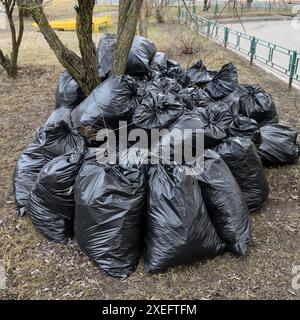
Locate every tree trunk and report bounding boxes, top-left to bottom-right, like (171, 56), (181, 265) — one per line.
(155, 7), (165, 23)
(0, 2), (24, 78)
(23, 0), (43, 17)
(23, 0), (141, 93)
(27, 0), (99, 95)
(139, 0), (148, 37)
(76, 0), (100, 94)
(110, 0), (143, 76)
(247, 0), (253, 9)
(155, 0), (168, 23)
(0, 49), (11, 74)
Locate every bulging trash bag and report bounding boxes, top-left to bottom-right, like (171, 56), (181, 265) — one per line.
(35, 108), (87, 156)
(226, 84), (278, 126)
(71, 75), (137, 130)
(195, 108), (228, 148)
(186, 60), (217, 86)
(136, 77), (182, 103)
(126, 35), (157, 77)
(13, 144), (51, 217)
(42, 107), (71, 131)
(179, 86), (213, 110)
(198, 150), (251, 256)
(150, 51), (168, 74)
(214, 137), (270, 212)
(26, 151), (83, 243)
(258, 124), (300, 165)
(205, 63), (238, 100)
(204, 102), (262, 146)
(158, 111), (226, 157)
(14, 113), (86, 216)
(118, 147), (151, 175)
(200, 101), (234, 125)
(55, 71), (85, 109)
(227, 115), (262, 147)
(96, 33), (116, 80)
(97, 34), (157, 79)
(144, 164), (224, 273)
(74, 158), (146, 278)
(132, 86), (183, 130)
(42, 116), (86, 158)
(150, 77), (182, 94)
(165, 59), (187, 86)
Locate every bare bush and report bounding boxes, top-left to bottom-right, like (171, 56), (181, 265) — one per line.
(169, 24), (204, 56)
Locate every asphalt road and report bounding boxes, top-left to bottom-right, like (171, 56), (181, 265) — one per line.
(229, 19), (300, 51)
(225, 19), (300, 87)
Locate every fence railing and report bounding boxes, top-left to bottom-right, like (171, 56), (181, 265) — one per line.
(178, 8), (300, 89)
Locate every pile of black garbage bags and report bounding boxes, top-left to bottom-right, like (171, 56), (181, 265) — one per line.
(13, 34), (300, 278)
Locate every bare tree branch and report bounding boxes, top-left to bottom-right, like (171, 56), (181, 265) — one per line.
(0, 0), (24, 77)
(110, 0), (143, 76)
(26, 0), (95, 94)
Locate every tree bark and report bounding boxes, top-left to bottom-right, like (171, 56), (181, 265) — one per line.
(75, 0), (100, 94)
(247, 0), (253, 9)
(27, 0), (87, 90)
(0, 49), (11, 74)
(27, 0), (100, 95)
(203, 0), (209, 11)
(155, 0), (168, 23)
(6, 0), (142, 93)
(139, 0), (148, 37)
(110, 0), (143, 76)
(0, 1), (24, 77)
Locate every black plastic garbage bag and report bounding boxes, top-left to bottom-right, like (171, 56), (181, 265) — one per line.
(74, 159), (146, 278)
(97, 34), (157, 78)
(42, 107), (71, 131)
(204, 102), (262, 146)
(150, 51), (168, 73)
(42, 117), (86, 158)
(71, 75), (137, 130)
(198, 150), (251, 256)
(214, 137), (270, 212)
(150, 77), (182, 94)
(258, 124), (300, 165)
(157, 111), (226, 160)
(186, 60), (217, 86)
(55, 71), (85, 109)
(13, 144), (50, 217)
(144, 164), (224, 273)
(226, 84), (278, 126)
(132, 88), (183, 130)
(195, 108), (228, 148)
(118, 147), (151, 175)
(136, 77), (182, 102)
(34, 108), (87, 155)
(14, 114), (86, 216)
(126, 35), (157, 77)
(96, 33), (116, 80)
(179, 87), (213, 110)
(227, 116), (262, 147)
(165, 59), (187, 86)
(201, 101), (234, 126)
(26, 151), (83, 243)
(205, 63), (238, 100)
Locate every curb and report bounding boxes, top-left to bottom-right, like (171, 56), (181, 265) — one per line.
(215, 15), (294, 24)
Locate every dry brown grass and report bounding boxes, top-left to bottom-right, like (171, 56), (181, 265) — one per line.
(0, 20), (299, 300)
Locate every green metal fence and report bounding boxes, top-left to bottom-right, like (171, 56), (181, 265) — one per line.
(178, 8), (300, 89)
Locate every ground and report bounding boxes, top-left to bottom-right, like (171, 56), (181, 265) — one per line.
(0, 18), (299, 300)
